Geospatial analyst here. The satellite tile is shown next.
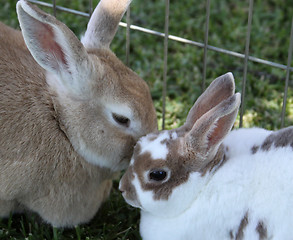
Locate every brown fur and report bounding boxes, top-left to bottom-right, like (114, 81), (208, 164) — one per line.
(119, 165), (137, 202)
(0, 28), (113, 223)
(200, 144), (226, 176)
(230, 213), (268, 240)
(256, 221), (268, 240)
(251, 127), (293, 154)
(261, 127), (293, 150)
(251, 145), (259, 154)
(0, 0), (157, 227)
(235, 212), (249, 240)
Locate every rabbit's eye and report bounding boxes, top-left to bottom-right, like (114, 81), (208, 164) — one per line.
(149, 170), (167, 181)
(112, 113), (130, 127)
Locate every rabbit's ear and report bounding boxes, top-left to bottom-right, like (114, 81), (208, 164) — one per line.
(185, 93), (241, 160)
(81, 0), (131, 49)
(17, 0), (92, 96)
(179, 73), (235, 133)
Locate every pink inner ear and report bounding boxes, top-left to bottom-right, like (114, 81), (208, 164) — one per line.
(207, 115), (229, 148)
(36, 22), (67, 69)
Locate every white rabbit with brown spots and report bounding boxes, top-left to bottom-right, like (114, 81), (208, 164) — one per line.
(120, 72), (293, 240)
(0, 0), (157, 227)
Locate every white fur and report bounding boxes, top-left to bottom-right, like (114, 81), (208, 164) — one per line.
(138, 129), (293, 239)
(171, 131), (178, 140)
(74, 137), (128, 171)
(136, 171), (210, 218)
(139, 131), (170, 160)
(223, 127), (272, 159)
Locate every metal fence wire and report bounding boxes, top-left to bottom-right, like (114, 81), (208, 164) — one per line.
(28, 0), (293, 130)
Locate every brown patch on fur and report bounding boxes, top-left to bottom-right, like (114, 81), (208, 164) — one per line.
(119, 143), (141, 204)
(256, 221), (267, 240)
(132, 139), (191, 201)
(235, 212), (249, 240)
(261, 138), (273, 152)
(261, 127), (293, 151)
(120, 166), (138, 202)
(251, 145), (259, 154)
(249, 127), (293, 155)
(251, 127), (293, 154)
(200, 144), (226, 176)
(229, 230), (234, 239)
(219, 152), (229, 169)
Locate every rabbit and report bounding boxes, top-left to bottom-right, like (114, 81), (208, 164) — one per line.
(0, 0), (157, 228)
(119, 72), (293, 240)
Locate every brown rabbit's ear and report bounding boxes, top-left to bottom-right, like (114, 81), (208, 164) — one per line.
(17, 0), (93, 96)
(178, 73), (235, 133)
(82, 0), (131, 49)
(185, 93), (241, 161)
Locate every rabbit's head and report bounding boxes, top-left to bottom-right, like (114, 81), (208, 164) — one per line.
(120, 73), (241, 217)
(16, 0), (157, 171)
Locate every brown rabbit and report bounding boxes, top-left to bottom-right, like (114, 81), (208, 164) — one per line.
(0, 0), (157, 227)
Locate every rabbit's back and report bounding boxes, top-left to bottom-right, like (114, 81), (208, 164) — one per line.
(1, 23), (49, 195)
(203, 128), (293, 239)
(223, 128), (272, 159)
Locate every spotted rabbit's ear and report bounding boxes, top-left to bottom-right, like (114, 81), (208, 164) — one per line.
(185, 93), (241, 162)
(178, 72), (235, 133)
(81, 0), (131, 49)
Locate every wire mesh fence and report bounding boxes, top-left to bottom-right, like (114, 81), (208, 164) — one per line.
(28, 0), (293, 130)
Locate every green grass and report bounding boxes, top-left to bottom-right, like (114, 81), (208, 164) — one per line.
(1, 0), (293, 239)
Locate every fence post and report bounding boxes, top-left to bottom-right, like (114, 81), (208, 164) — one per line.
(162, 0), (170, 130)
(52, 0), (56, 16)
(89, 0), (93, 17)
(239, 0), (254, 128)
(281, 17), (293, 128)
(126, 6), (131, 67)
(202, 0), (210, 92)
